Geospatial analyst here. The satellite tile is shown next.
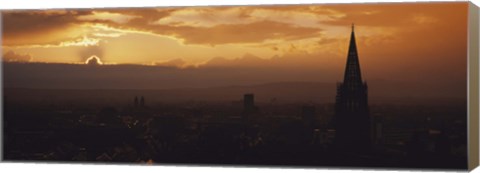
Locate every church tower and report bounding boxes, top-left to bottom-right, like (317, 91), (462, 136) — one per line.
(333, 24), (371, 151)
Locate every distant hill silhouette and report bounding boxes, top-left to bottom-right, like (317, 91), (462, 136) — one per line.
(5, 81), (465, 106)
(202, 53), (267, 68)
(4, 62), (466, 106)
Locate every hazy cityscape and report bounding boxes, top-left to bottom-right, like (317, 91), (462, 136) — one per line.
(3, 88), (467, 169)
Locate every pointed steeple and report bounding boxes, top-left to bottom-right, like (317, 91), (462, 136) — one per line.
(333, 23), (371, 151)
(343, 23), (363, 89)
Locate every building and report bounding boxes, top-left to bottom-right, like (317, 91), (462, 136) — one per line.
(243, 93), (258, 114)
(133, 96), (145, 108)
(301, 105), (316, 128)
(371, 115), (384, 146)
(333, 24), (371, 151)
(140, 96), (145, 107)
(134, 96), (139, 107)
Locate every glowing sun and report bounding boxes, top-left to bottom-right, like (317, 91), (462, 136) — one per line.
(85, 55), (103, 65)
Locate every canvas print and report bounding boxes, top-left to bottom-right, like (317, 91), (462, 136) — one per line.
(1, 2), (471, 170)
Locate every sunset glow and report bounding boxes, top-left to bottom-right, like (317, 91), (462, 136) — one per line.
(1, 3), (467, 66)
(1, 2), (469, 89)
(85, 55), (103, 65)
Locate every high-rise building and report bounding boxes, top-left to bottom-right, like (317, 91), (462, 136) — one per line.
(302, 105), (316, 128)
(243, 93), (257, 114)
(140, 96), (145, 107)
(372, 115), (383, 145)
(333, 24), (371, 151)
(134, 96), (139, 107)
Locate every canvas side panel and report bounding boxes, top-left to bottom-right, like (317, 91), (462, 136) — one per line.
(468, 2), (480, 171)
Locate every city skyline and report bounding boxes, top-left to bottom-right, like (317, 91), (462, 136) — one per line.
(2, 3), (470, 169)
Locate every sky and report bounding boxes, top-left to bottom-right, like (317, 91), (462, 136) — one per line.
(0, 2), (470, 96)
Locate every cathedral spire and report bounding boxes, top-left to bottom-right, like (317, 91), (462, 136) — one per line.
(343, 23), (363, 88)
(333, 24), (371, 151)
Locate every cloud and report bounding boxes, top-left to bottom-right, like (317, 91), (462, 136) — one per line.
(1, 10), (92, 46)
(59, 36), (100, 47)
(322, 3), (465, 28)
(2, 6), (331, 47)
(1, 8), (176, 47)
(102, 8), (177, 22)
(77, 11), (140, 24)
(92, 32), (125, 38)
(152, 7), (252, 27)
(151, 6), (340, 28)
(1, 2), (468, 67)
(17, 36), (101, 48)
(145, 6), (345, 45)
(149, 20), (322, 45)
(2, 50), (33, 62)
(247, 7), (342, 28)
(1, 10), (84, 35)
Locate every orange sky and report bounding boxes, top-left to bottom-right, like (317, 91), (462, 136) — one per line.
(1, 2), (470, 97)
(2, 2), (468, 66)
